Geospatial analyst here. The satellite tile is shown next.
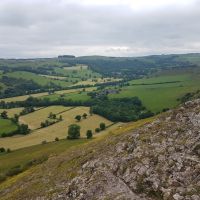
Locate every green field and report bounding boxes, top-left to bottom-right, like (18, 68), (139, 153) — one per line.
(109, 73), (200, 112)
(4, 71), (70, 87)
(42, 91), (91, 102)
(54, 65), (101, 80)
(0, 119), (18, 136)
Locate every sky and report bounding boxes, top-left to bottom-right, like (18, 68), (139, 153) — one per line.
(0, 0), (199, 58)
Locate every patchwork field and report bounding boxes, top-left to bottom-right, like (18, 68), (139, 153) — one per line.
(109, 73), (200, 112)
(0, 106), (121, 150)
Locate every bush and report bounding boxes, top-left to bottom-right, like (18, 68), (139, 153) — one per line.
(67, 124), (81, 139)
(100, 122), (106, 130)
(0, 147), (5, 153)
(82, 113), (88, 119)
(42, 140), (47, 145)
(95, 128), (101, 133)
(6, 148), (11, 153)
(6, 165), (22, 176)
(86, 130), (93, 139)
(55, 137), (59, 141)
(75, 115), (81, 121)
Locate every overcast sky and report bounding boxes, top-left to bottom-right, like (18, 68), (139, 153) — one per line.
(0, 0), (199, 58)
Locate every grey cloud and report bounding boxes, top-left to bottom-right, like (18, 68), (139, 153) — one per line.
(0, 0), (199, 58)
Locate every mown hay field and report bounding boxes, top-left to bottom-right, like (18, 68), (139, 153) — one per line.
(0, 106), (119, 150)
(19, 106), (71, 130)
(0, 87), (96, 103)
(0, 108), (24, 118)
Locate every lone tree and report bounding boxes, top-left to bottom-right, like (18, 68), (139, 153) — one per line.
(100, 122), (106, 130)
(75, 115), (81, 122)
(86, 130), (93, 139)
(67, 124), (80, 139)
(82, 113), (88, 119)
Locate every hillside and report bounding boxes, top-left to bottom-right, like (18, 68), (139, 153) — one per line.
(0, 99), (199, 199)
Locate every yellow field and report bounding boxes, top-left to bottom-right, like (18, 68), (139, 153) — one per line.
(0, 106), (121, 150)
(19, 106), (70, 130)
(74, 77), (122, 86)
(0, 107), (24, 118)
(0, 87), (96, 103)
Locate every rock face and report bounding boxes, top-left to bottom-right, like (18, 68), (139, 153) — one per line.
(55, 99), (200, 200)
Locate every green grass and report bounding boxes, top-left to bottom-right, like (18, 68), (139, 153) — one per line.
(0, 119), (18, 136)
(54, 67), (101, 80)
(109, 73), (200, 113)
(4, 71), (70, 87)
(41, 91), (91, 102)
(0, 139), (88, 175)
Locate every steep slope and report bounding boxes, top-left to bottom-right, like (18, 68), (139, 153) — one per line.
(0, 100), (200, 200)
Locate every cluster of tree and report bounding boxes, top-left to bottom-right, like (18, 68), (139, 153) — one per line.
(0, 111), (30, 137)
(0, 76), (42, 99)
(95, 122), (106, 133)
(0, 96), (154, 123)
(56, 54), (197, 79)
(67, 124), (93, 139)
(0, 147), (11, 153)
(75, 113), (88, 121)
(0, 123), (30, 138)
(20, 107), (35, 115)
(91, 97), (154, 122)
(40, 113), (62, 128)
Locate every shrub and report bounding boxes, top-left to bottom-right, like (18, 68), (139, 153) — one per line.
(0, 147), (6, 153)
(86, 130), (93, 139)
(75, 115), (81, 121)
(95, 128), (101, 133)
(6, 148), (11, 153)
(42, 140), (47, 145)
(82, 113), (88, 119)
(100, 122), (106, 130)
(55, 137), (59, 141)
(6, 165), (22, 176)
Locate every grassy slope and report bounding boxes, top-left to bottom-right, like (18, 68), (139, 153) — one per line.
(0, 119), (18, 136)
(0, 116), (155, 200)
(109, 73), (200, 112)
(42, 91), (91, 102)
(5, 71), (70, 87)
(0, 106), (116, 150)
(0, 87), (96, 103)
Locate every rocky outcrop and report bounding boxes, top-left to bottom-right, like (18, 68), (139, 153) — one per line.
(54, 99), (200, 200)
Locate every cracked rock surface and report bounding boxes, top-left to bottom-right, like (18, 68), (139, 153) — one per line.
(54, 100), (200, 200)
